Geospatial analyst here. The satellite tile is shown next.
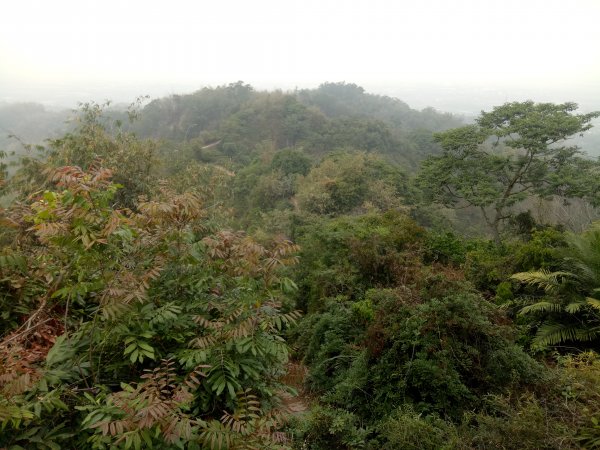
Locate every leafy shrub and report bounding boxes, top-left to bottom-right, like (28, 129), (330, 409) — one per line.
(423, 231), (470, 266)
(0, 153), (301, 447)
(558, 352), (600, 448)
(289, 405), (370, 450)
(293, 282), (544, 424)
(271, 147), (312, 176)
(367, 291), (544, 418)
(464, 240), (515, 293)
(513, 228), (565, 270)
(295, 152), (407, 216)
(294, 211), (424, 312)
(465, 229), (565, 296)
(377, 406), (459, 450)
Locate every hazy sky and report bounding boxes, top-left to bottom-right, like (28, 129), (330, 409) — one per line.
(1, 0), (600, 111)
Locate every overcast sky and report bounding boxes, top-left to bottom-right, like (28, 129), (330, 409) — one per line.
(1, 0), (599, 111)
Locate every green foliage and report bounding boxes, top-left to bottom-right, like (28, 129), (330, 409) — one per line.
(5, 87), (600, 450)
(135, 81), (255, 141)
(495, 281), (514, 302)
(270, 147), (312, 176)
(418, 101), (600, 242)
(462, 394), (567, 449)
(296, 152), (409, 216)
(293, 211), (423, 311)
(120, 82), (454, 237)
(366, 290), (543, 418)
(0, 127), (300, 448)
(423, 231), (471, 266)
(464, 228), (564, 294)
(292, 212), (544, 424)
(377, 406), (459, 450)
(461, 241), (508, 290)
(562, 352), (600, 448)
(134, 82), (458, 173)
(292, 272), (548, 446)
(289, 405), (370, 450)
(8, 101), (158, 208)
(445, 353), (600, 449)
(297, 82), (461, 133)
(513, 223), (600, 349)
(292, 344), (600, 450)
(228, 143), (308, 224)
(514, 227), (566, 269)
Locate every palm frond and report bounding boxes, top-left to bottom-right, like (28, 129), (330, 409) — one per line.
(532, 322), (580, 348)
(519, 301), (563, 316)
(574, 327), (600, 342)
(511, 270), (571, 294)
(564, 301), (586, 314)
(586, 297), (600, 311)
(533, 322), (600, 349)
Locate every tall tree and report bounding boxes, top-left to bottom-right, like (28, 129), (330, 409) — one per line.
(417, 101), (600, 243)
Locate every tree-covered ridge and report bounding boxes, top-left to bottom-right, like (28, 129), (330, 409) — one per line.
(0, 103), (70, 149)
(0, 103), (70, 180)
(296, 82), (460, 130)
(133, 82), (462, 169)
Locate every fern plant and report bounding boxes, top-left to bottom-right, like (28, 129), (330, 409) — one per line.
(513, 223), (600, 349)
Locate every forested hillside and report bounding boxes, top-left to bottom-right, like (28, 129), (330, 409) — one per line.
(132, 82), (462, 169)
(0, 103), (70, 177)
(2, 84), (600, 449)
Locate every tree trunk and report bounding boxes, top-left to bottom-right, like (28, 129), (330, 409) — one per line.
(480, 206), (503, 245)
(490, 220), (502, 246)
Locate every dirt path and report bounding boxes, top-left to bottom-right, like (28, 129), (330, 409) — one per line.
(280, 361), (309, 415)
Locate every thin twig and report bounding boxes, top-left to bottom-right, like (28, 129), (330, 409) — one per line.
(1, 317), (54, 346)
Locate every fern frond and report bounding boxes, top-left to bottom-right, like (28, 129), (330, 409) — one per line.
(0, 404), (35, 424)
(586, 297), (600, 311)
(511, 270), (571, 294)
(574, 327), (600, 342)
(533, 322), (581, 348)
(519, 301), (562, 316)
(564, 301), (586, 314)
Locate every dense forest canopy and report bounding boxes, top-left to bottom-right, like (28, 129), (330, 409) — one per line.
(129, 82), (464, 171)
(2, 83), (600, 449)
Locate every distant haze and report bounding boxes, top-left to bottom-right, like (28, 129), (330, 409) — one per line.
(1, 0), (600, 114)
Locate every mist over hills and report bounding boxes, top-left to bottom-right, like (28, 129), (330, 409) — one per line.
(4, 77), (600, 114)
(1, 81), (599, 162)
